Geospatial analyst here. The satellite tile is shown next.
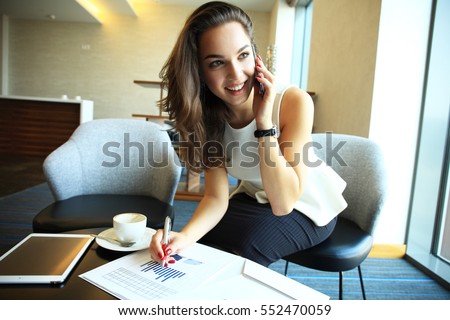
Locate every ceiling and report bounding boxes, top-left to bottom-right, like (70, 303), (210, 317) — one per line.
(0, 0), (278, 24)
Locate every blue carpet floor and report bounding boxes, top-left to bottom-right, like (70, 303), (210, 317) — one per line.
(1, 183), (449, 300)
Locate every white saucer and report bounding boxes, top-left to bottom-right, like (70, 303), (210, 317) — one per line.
(95, 227), (155, 252)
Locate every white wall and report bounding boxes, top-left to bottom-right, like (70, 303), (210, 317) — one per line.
(369, 0), (433, 243)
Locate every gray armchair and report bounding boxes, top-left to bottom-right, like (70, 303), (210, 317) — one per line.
(283, 133), (387, 299)
(33, 119), (182, 233)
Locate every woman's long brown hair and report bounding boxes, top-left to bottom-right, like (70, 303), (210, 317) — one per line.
(159, 1), (254, 173)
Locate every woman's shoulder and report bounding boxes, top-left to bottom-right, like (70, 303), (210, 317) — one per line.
(279, 85), (313, 115)
(279, 85), (312, 104)
(278, 85), (314, 131)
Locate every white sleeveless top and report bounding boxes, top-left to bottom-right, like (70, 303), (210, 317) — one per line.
(223, 86), (348, 226)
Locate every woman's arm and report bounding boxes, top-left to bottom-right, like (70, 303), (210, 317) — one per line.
(258, 87), (314, 215)
(180, 166), (230, 243)
(149, 165), (230, 263)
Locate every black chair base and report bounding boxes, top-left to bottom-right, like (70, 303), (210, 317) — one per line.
(283, 218), (373, 299)
(33, 194), (174, 233)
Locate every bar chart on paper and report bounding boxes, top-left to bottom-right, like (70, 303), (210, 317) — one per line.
(140, 261), (186, 282)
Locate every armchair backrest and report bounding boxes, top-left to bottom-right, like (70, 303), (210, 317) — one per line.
(44, 119), (182, 205)
(312, 133), (387, 235)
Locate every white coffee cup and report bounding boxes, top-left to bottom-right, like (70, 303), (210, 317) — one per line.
(113, 213), (147, 243)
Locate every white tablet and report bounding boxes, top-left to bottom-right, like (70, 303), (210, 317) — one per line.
(0, 233), (93, 284)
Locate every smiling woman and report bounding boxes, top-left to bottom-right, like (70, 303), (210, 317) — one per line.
(149, 1), (347, 269)
(158, 2), (261, 173)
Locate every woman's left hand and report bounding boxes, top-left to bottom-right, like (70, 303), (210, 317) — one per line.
(253, 55), (276, 130)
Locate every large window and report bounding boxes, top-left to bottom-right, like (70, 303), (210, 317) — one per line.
(406, 0), (450, 286)
(291, 0), (313, 89)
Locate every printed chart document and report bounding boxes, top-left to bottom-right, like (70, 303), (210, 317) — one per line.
(80, 243), (240, 300)
(80, 242), (328, 300)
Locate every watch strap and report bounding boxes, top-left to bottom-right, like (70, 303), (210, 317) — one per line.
(254, 125), (278, 138)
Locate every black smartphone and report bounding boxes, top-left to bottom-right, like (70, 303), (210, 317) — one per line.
(252, 44), (265, 96)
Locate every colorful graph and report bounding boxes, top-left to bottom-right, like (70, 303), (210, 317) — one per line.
(140, 261), (186, 282)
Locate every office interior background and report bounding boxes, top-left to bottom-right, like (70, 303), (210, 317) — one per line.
(0, 0), (449, 285)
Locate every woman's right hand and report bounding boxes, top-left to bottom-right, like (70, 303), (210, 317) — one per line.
(150, 167), (230, 266)
(149, 229), (191, 267)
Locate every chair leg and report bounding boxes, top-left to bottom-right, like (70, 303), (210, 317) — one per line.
(284, 263), (366, 300)
(357, 265), (367, 300)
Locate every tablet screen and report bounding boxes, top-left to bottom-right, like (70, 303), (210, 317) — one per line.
(0, 234), (93, 284)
